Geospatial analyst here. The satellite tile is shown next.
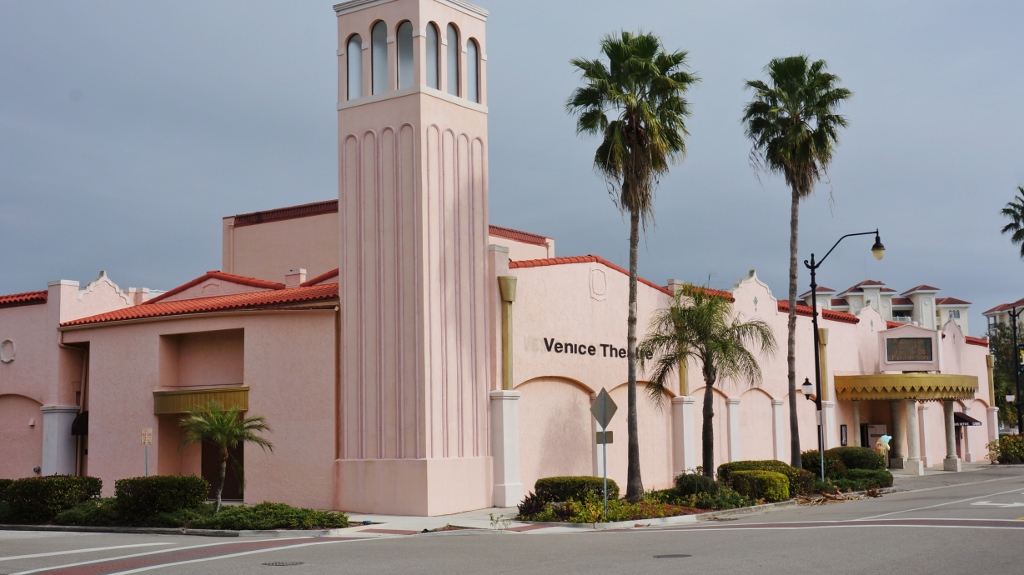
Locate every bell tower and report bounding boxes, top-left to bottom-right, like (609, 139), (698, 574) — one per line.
(333, 0), (491, 516)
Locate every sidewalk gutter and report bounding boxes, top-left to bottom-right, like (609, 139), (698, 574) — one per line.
(0, 524), (347, 538)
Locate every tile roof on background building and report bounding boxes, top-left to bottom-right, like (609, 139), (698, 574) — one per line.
(62, 284), (338, 327)
(901, 284), (941, 295)
(301, 268), (339, 287)
(777, 300), (859, 324)
(0, 290), (48, 309)
(936, 297), (971, 306)
(144, 271), (285, 305)
(488, 225), (550, 246)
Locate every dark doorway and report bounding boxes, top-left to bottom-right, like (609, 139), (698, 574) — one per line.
(201, 442), (243, 500)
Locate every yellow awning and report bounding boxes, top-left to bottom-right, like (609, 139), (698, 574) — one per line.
(153, 386), (249, 415)
(834, 374), (977, 401)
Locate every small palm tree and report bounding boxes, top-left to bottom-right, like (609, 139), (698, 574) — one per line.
(1000, 186), (1024, 258)
(743, 55), (851, 469)
(638, 284), (776, 477)
(567, 30), (699, 502)
(180, 401), (273, 512)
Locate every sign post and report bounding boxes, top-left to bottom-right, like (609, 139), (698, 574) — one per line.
(141, 428), (153, 477)
(590, 388), (617, 517)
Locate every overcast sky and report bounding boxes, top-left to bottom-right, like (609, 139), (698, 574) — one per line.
(2, 0), (1022, 337)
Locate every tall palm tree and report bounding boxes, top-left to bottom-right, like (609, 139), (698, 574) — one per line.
(567, 31), (699, 501)
(742, 55), (851, 468)
(1000, 186), (1024, 258)
(180, 401), (274, 512)
(638, 284), (776, 477)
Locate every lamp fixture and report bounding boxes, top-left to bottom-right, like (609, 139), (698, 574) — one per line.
(801, 377), (814, 400)
(871, 232), (885, 261)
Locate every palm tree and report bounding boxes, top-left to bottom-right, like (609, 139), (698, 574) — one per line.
(742, 55), (851, 468)
(638, 284), (776, 477)
(1000, 186), (1024, 258)
(567, 31), (699, 501)
(180, 401), (274, 512)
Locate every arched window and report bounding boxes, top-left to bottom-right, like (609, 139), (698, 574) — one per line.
(371, 21), (388, 95)
(466, 38), (480, 103)
(346, 35), (362, 100)
(446, 24), (460, 97)
(426, 23), (440, 90)
(396, 21), (413, 89)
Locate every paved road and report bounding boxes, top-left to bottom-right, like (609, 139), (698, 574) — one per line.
(2, 467), (1022, 575)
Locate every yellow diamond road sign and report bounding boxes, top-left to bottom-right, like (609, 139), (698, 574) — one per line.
(590, 388), (617, 429)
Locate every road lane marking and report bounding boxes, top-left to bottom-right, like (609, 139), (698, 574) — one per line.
(971, 501), (1024, 508)
(9, 537), (306, 575)
(105, 539), (360, 574)
(856, 486), (1024, 520)
(0, 543), (174, 562)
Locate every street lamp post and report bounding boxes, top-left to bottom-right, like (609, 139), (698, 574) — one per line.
(804, 230), (885, 481)
(1009, 306), (1023, 434)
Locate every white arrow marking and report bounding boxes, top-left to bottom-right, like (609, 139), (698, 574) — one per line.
(971, 501), (1024, 508)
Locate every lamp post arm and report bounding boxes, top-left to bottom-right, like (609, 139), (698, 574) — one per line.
(806, 229), (880, 271)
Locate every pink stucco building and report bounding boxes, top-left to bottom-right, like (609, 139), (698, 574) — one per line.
(0, 0), (998, 516)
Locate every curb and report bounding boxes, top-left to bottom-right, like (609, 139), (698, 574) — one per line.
(0, 524), (346, 538)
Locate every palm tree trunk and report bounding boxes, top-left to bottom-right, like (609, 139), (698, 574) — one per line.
(215, 452), (227, 513)
(702, 375), (715, 477)
(625, 209), (643, 502)
(787, 187), (802, 468)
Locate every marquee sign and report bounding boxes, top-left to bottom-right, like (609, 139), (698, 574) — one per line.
(885, 337), (934, 363)
(878, 324), (939, 372)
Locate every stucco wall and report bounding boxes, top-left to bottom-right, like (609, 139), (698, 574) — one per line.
(223, 212), (339, 284)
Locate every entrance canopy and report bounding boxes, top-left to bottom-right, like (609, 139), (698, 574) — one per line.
(834, 373), (978, 401)
(953, 412), (982, 427)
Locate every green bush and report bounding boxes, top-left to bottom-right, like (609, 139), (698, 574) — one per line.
(55, 498), (121, 527)
(184, 502), (348, 530)
(987, 435), (1024, 464)
(846, 469), (893, 488)
(826, 446), (885, 470)
(801, 450), (848, 479)
(717, 460), (814, 495)
(114, 475), (210, 523)
(517, 491), (547, 518)
(731, 470), (789, 502)
(534, 476), (619, 503)
(4, 476), (102, 524)
(673, 473), (720, 496)
(647, 486), (753, 510)
(0, 478), (13, 501)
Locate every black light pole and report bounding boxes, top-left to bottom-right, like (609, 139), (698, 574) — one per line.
(1010, 306), (1023, 434)
(804, 229), (885, 481)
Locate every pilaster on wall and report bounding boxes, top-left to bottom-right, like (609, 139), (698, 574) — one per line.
(771, 399), (785, 460)
(726, 398), (741, 463)
(672, 396), (696, 474)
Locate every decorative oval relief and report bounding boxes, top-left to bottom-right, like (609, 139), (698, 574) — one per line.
(0, 339), (15, 363)
(590, 268), (607, 301)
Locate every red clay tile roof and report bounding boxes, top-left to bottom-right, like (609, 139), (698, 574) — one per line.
(891, 297), (913, 307)
(901, 284), (941, 295)
(0, 290), (48, 309)
(838, 280), (887, 296)
(231, 200), (339, 228)
(886, 321), (903, 329)
(489, 225), (550, 247)
(830, 299), (849, 307)
(936, 297), (971, 306)
(144, 271), (285, 305)
(509, 255), (734, 301)
(983, 299), (1024, 314)
(965, 336), (988, 347)
(301, 268), (339, 287)
(62, 284), (338, 327)
(777, 300), (859, 324)
(799, 287), (836, 298)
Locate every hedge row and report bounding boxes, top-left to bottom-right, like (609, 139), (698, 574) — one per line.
(731, 470), (789, 502)
(114, 476), (210, 523)
(717, 460), (815, 495)
(534, 476), (619, 503)
(2, 476), (101, 524)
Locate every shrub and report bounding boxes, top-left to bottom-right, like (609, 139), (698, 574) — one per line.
(0, 478), (13, 501)
(717, 460), (814, 495)
(673, 473), (720, 497)
(114, 475), (210, 523)
(517, 491), (547, 518)
(801, 450), (848, 480)
(846, 469), (893, 488)
(4, 476), (102, 524)
(55, 498), (121, 527)
(826, 446), (885, 470)
(731, 470), (789, 502)
(987, 435), (1024, 464)
(534, 476), (619, 503)
(648, 486), (753, 510)
(184, 502), (348, 530)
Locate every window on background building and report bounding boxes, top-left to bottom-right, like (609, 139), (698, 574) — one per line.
(949, 310), (961, 319)
(372, 21), (388, 95)
(347, 35), (363, 100)
(397, 21), (413, 89)
(426, 23), (440, 89)
(446, 24), (460, 96)
(466, 38), (480, 103)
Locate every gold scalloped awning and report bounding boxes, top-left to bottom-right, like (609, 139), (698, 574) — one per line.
(153, 386), (248, 415)
(834, 374), (977, 401)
